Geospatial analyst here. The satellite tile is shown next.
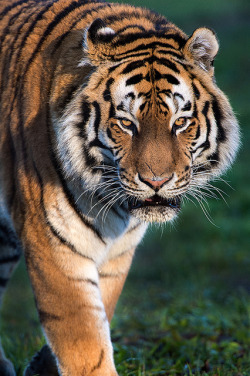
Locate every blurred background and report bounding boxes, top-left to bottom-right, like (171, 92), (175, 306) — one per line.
(1, 0), (250, 375)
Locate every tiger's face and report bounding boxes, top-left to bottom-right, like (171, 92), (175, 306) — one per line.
(53, 19), (239, 223)
(95, 70), (196, 222)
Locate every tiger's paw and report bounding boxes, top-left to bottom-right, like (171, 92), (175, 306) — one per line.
(23, 345), (59, 376)
(0, 358), (16, 376)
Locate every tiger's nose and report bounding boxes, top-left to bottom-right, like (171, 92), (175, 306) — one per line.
(138, 174), (173, 191)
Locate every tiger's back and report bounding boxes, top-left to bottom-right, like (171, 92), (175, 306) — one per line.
(0, 1), (239, 375)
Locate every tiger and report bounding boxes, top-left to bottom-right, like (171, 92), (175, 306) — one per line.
(0, 0), (239, 375)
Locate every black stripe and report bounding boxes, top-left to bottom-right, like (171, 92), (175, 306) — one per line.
(49, 152), (105, 244)
(32, 160), (104, 257)
(207, 151), (219, 166)
(121, 60), (146, 74)
(69, 277), (98, 287)
(212, 98), (226, 142)
(155, 72), (180, 85)
(189, 121), (196, 127)
(0, 254), (21, 264)
(126, 92), (136, 100)
(138, 90), (151, 99)
(108, 62), (124, 73)
(182, 101), (191, 111)
(115, 24), (146, 36)
(39, 310), (61, 323)
(202, 101), (210, 118)
(191, 83), (226, 144)
(156, 49), (183, 59)
(76, 99), (91, 140)
(121, 56), (180, 75)
(103, 78), (114, 101)
(112, 32), (153, 49)
(126, 74), (144, 86)
(173, 59), (191, 70)
(83, 279), (98, 287)
(11, 0), (57, 70)
(103, 8), (169, 32)
(80, 102), (100, 167)
(110, 102), (116, 119)
(0, 2), (34, 54)
(139, 102), (147, 113)
(57, 84), (80, 113)
(174, 92), (184, 101)
(178, 181), (190, 190)
(163, 33), (187, 47)
(0, 222), (21, 249)
(23, 1), (89, 76)
(116, 41), (178, 56)
(117, 102), (125, 111)
(112, 31), (186, 48)
(156, 57), (180, 73)
(194, 125), (200, 140)
(50, 4), (107, 54)
(89, 101), (105, 149)
(193, 165), (209, 173)
(159, 89), (171, 97)
(47, 215), (96, 263)
(194, 101), (211, 152)
(0, 2), (49, 102)
(44, 80), (106, 247)
(0, 0), (28, 20)
(120, 177), (145, 192)
(202, 101), (211, 150)
(113, 147), (123, 156)
(99, 273), (120, 278)
(81, 99), (91, 135)
(80, 304), (104, 311)
(0, 1), (58, 107)
(184, 151), (191, 159)
(111, 51), (151, 62)
(106, 128), (117, 144)
(91, 349), (104, 373)
(159, 100), (169, 111)
(89, 138), (109, 150)
(89, 101), (109, 149)
(0, 277), (9, 288)
(192, 82), (200, 99)
(102, 11), (147, 25)
(192, 102), (198, 118)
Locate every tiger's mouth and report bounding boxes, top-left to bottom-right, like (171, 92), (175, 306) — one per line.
(129, 194), (181, 210)
(127, 194), (181, 223)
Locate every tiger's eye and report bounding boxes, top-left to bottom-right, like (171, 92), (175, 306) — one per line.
(174, 117), (187, 127)
(120, 119), (133, 128)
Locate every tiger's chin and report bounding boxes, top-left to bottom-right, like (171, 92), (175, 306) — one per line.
(128, 196), (181, 223)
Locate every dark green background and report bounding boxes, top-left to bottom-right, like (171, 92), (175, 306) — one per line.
(1, 0), (250, 375)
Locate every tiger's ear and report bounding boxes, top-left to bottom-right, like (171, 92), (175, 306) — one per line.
(84, 18), (116, 48)
(183, 27), (219, 73)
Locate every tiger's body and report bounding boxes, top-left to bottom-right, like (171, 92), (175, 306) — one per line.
(0, 0), (239, 375)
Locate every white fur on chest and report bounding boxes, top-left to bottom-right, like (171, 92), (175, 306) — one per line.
(47, 183), (147, 266)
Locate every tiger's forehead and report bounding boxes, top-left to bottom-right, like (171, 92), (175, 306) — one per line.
(112, 65), (193, 118)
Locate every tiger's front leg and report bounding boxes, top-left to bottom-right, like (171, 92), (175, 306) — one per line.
(99, 248), (135, 323)
(25, 234), (118, 376)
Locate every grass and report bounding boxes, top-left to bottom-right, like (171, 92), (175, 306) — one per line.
(1, 0), (250, 375)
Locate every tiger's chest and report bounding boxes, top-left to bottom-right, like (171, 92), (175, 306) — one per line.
(47, 183), (147, 266)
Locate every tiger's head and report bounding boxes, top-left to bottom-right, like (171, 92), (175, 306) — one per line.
(52, 10), (239, 223)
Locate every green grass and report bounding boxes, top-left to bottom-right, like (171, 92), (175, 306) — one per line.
(1, 0), (250, 375)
